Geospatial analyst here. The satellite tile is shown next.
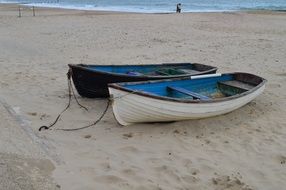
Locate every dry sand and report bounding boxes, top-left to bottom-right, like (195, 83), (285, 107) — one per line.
(0, 4), (286, 190)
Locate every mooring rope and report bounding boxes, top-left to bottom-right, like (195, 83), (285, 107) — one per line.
(39, 69), (93, 132)
(68, 70), (88, 112)
(39, 69), (139, 132)
(55, 100), (110, 131)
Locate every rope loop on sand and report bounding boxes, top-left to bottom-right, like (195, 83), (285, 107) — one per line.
(56, 100), (110, 131)
(39, 69), (108, 132)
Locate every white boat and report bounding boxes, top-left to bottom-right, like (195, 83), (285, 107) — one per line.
(108, 73), (266, 126)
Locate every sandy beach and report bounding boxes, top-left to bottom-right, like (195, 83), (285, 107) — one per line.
(0, 4), (286, 190)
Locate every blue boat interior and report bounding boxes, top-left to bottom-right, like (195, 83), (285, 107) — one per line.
(120, 74), (256, 100)
(86, 64), (203, 76)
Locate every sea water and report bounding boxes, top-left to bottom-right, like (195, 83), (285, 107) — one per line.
(1, 0), (286, 13)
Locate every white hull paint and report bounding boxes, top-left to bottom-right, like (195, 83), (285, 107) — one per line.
(109, 84), (265, 126)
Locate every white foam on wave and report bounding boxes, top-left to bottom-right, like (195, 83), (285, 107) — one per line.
(2, 0), (285, 13)
(25, 3), (173, 13)
(19, 2), (237, 13)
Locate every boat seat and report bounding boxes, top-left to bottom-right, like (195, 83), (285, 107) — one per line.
(218, 80), (254, 91)
(167, 86), (211, 100)
(155, 68), (185, 76)
(177, 69), (201, 75)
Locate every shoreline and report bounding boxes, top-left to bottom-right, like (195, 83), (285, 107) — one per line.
(1, 2), (285, 14)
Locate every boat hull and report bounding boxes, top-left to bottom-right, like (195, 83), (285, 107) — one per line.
(69, 63), (217, 98)
(109, 83), (265, 126)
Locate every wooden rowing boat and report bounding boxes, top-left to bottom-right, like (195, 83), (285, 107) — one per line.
(68, 63), (217, 98)
(108, 73), (266, 126)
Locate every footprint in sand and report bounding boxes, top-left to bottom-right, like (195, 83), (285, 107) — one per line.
(121, 168), (137, 176)
(205, 139), (211, 144)
(153, 165), (181, 182)
(119, 146), (139, 153)
(84, 134), (92, 139)
(40, 114), (49, 120)
(173, 129), (180, 134)
(190, 168), (200, 176)
(268, 83), (281, 88)
(211, 174), (253, 190)
(277, 155), (286, 165)
(1, 82), (9, 86)
(173, 129), (188, 136)
(27, 112), (37, 116)
(94, 175), (126, 184)
(123, 133), (133, 139)
(99, 162), (111, 171)
(182, 174), (200, 183)
(275, 72), (286, 77)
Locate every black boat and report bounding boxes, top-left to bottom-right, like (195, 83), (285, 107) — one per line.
(68, 63), (217, 98)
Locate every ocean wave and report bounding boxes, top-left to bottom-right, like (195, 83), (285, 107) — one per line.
(1, 0), (285, 13)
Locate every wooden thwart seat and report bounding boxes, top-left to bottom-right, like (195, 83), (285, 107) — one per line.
(218, 80), (254, 91)
(177, 69), (201, 75)
(167, 86), (211, 100)
(155, 68), (186, 76)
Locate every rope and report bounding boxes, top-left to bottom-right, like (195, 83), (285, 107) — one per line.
(67, 71), (88, 111)
(39, 69), (89, 131)
(58, 88), (140, 131)
(55, 100), (110, 131)
(110, 90), (140, 100)
(39, 69), (138, 132)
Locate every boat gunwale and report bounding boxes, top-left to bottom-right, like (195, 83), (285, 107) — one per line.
(108, 72), (267, 104)
(68, 63), (218, 79)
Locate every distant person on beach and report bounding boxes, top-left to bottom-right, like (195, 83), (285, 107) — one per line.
(176, 3), (181, 13)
